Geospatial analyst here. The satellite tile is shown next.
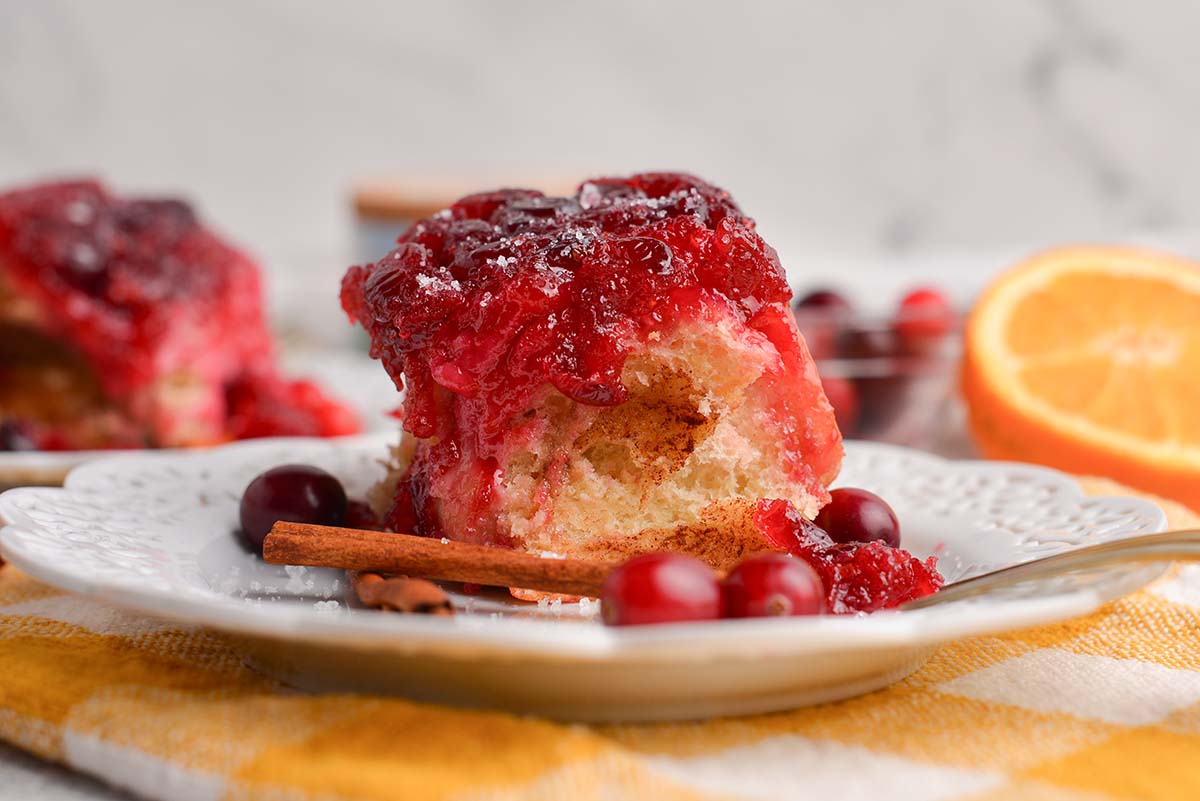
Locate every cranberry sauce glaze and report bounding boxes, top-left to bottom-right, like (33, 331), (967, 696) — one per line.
(0, 180), (358, 447)
(756, 499), (943, 613)
(342, 173), (842, 538)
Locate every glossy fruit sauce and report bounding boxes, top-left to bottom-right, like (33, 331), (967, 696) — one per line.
(0, 180), (357, 447)
(341, 173), (840, 539)
(755, 498), (942, 612)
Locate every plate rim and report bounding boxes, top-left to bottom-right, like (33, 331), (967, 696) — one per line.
(0, 348), (396, 485)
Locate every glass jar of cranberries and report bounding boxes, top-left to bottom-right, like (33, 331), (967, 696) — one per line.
(792, 286), (966, 454)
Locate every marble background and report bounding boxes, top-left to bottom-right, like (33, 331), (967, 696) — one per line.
(3, 0), (1200, 340)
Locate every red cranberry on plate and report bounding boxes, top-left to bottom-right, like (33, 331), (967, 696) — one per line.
(601, 552), (721, 626)
(721, 553), (825, 618)
(238, 464), (348, 555)
(814, 487), (901, 548)
(345, 499), (381, 530)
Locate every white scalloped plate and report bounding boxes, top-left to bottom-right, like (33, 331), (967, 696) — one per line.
(0, 435), (1168, 721)
(0, 349), (398, 487)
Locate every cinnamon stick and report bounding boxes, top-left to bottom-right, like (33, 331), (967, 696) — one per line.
(263, 522), (614, 597)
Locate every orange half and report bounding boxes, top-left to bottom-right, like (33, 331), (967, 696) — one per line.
(963, 245), (1200, 511)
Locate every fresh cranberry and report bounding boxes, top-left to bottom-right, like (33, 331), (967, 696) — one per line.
(894, 288), (954, 340)
(850, 376), (915, 439)
(793, 289), (851, 360)
(601, 553), (721, 626)
(836, 327), (909, 432)
(238, 464), (348, 554)
(794, 288), (851, 312)
(815, 488), (901, 548)
(0, 421), (37, 451)
(820, 375), (859, 433)
(721, 553), (825, 618)
(345, 499), (381, 530)
(838, 326), (899, 360)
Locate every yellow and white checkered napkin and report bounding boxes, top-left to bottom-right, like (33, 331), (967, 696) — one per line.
(2, 477), (1200, 801)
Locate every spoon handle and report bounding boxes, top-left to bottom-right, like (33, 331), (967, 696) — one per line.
(901, 528), (1200, 610)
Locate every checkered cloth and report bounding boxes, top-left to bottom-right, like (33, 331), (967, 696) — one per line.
(1, 477), (1198, 801)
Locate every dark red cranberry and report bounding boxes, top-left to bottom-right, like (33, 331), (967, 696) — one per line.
(238, 464), (348, 555)
(894, 288), (954, 340)
(721, 553), (825, 618)
(794, 288), (851, 312)
(601, 553), (721, 626)
(838, 326), (899, 360)
(850, 375), (914, 438)
(793, 290), (852, 360)
(833, 325), (911, 436)
(0, 421), (37, 451)
(345, 499), (381, 530)
(814, 488), (901, 548)
(819, 375), (859, 433)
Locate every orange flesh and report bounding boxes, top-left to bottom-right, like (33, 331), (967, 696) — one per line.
(964, 246), (1200, 512)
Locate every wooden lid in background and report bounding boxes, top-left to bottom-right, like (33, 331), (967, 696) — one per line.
(352, 174), (583, 222)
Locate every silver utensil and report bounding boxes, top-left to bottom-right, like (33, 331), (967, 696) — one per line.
(901, 529), (1200, 610)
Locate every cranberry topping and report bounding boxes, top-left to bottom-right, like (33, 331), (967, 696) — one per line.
(0, 180), (358, 445)
(754, 499), (941, 613)
(342, 173), (839, 538)
(601, 552), (721, 626)
(224, 376), (360, 441)
(0, 182), (255, 396)
(342, 175), (774, 441)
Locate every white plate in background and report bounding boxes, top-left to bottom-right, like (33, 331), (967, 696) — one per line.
(0, 348), (397, 486)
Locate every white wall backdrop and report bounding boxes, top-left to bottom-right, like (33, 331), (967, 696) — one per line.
(4, 0), (1200, 333)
